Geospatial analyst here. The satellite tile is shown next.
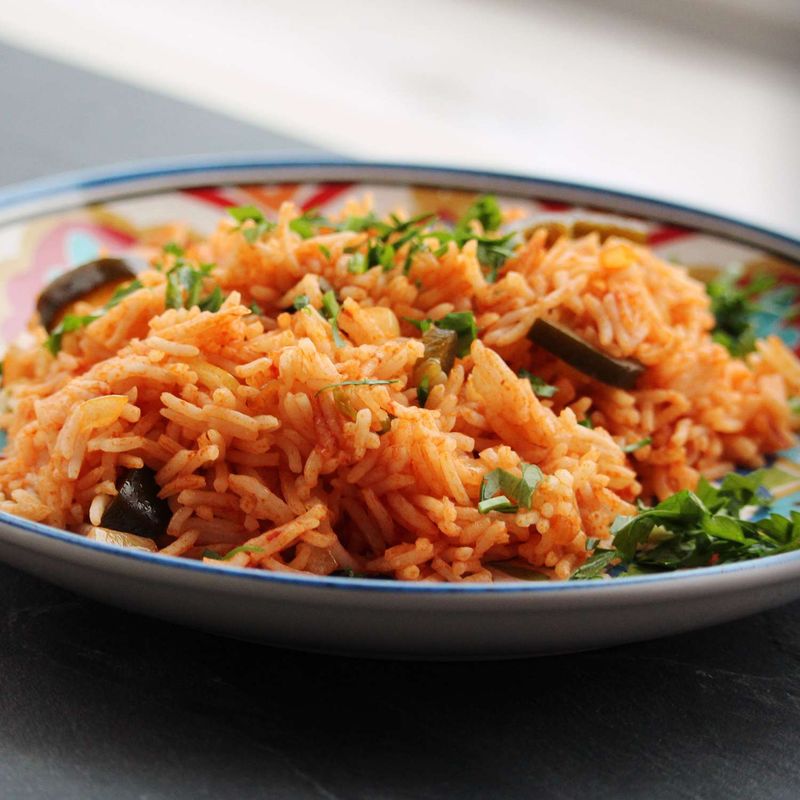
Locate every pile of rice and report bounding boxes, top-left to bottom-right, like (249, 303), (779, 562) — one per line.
(1, 197), (798, 581)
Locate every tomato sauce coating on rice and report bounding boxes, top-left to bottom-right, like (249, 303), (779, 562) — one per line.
(0, 197), (798, 581)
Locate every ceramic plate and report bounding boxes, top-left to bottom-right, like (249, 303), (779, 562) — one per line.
(1, 158), (800, 659)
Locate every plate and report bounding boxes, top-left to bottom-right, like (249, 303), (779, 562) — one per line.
(1, 157), (799, 659)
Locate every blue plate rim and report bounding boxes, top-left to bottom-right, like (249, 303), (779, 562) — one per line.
(0, 154), (799, 595)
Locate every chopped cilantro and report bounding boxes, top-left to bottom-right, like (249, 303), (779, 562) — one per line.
(45, 278), (145, 355)
(478, 495), (519, 514)
(434, 312), (477, 358)
(204, 544), (266, 561)
(162, 242), (185, 257)
(707, 269), (785, 357)
(290, 210), (330, 239)
(222, 544), (266, 560)
(198, 286), (225, 313)
(320, 290), (345, 347)
(292, 294), (310, 311)
(479, 462), (543, 514)
(571, 468), (800, 579)
(623, 437), (652, 453)
(519, 369), (558, 398)
(578, 417), (595, 429)
(248, 300), (264, 316)
(570, 550), (617, 580)
(228, 205), (276, 243)
(318, 244), (331, 260)
(348, 252), (368, 274)
(456, 195), (503, 235)
(404, 317), (433, 333)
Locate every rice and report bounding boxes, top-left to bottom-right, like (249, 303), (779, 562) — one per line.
(0, 198), (797, 581)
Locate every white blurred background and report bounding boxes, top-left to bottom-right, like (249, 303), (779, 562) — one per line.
(0, 0), (798, 234)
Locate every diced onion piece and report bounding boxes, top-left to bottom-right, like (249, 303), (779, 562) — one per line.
(81, 524), (158, 552)
(78, 395), (129, 431)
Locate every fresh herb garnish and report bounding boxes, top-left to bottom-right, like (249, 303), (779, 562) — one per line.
(519, 369), (558, 398)
(455, 194), (503, 235)
(202, 544), (266, 561)
(431, 195), (516, 282)
(292, 294), (310, 311)
(478, 462), (543, 514)
(707, 269), (779, 357)
(315, 378), (400, 396)
(198, 286), (225, 313)
(572, 468), (799, 579)
(623, 437), (652, 453)
(228, 205), (276, 243)
(570, 550), (618, 579)
(578, 417), (595, 429)
(320, 290), (345, 347)
(348, 252), (368, 274)
(404, 317), (433, 333)
(289, 210), (331, 239)
(478, 495), (519, 514)
(163, 242), (185, 257)
(432, 312), (477, 358)
(165, 259), (216, 311)
(248, 301), (264, 316)
(45, 278), (145, 355)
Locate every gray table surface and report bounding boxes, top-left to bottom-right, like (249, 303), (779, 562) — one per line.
(1, 41), (799, 800)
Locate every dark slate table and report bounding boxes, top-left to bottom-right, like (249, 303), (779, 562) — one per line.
(1, 41), (798, 800)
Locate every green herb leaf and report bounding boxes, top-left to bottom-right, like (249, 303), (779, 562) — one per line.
(163, 242), (185, 257)
(45, 313), (101, 355)
(45, 277), (146, 355)
(478, 495), (519, 514)
(456, 195), (503, 234)
(706, 269), (783, 357)
(106, 279), (143, 308)
(434, 312), (477, 358)
(570, 550), (617, 580)
(248, 301), (264, 316)
(582, 467), (798, 579)
(228, 205), (276, 243)
(403, 317), (433, 333)
(479, 462), (543, 514)
(623, 437), (652, 453)
(348, 252), (368, 274)
(320, 290), (345, 347)
(222, 544), (266, 561)
(519, 369), (558, 398)
(292, 294), (310, 311)
(290, 210), (330, 239)
(578, 417), (595, 429)
(315, 378), (400, 396)
(318, 244), (331, 260)
(199, 286), (225, 313)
